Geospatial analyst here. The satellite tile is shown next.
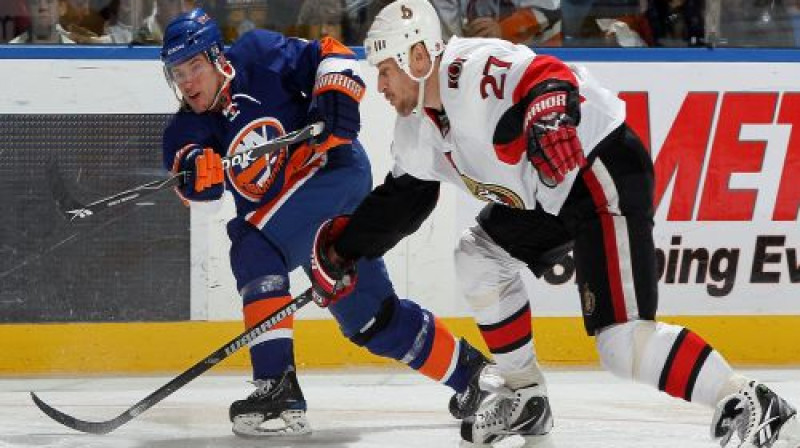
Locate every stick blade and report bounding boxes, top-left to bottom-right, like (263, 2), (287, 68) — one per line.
(30, 392), (121, 435)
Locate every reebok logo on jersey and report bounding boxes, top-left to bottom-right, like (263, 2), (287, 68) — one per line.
(223, 150), (256, 169)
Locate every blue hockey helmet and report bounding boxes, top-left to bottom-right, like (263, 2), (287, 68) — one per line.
(160, 8), (224, 68)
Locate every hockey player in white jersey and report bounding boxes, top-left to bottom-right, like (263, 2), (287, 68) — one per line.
(306, 0), (800, 447)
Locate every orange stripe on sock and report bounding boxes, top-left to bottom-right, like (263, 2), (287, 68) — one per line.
(418, 318), (457, 381)
(243, 295), (294, 330)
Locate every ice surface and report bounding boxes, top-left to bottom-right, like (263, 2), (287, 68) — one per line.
(1, 367), (799, 448)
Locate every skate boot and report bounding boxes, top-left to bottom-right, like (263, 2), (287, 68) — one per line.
(712, 380), (799, 448)
(461, 365), (553, 446)
(229, 367), (311, 437)
(450, 338), (492, 419)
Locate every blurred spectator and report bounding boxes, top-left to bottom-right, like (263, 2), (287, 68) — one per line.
(296, 0), (344, 41)
(340, 0), (393, 45)
(267, 0), (303, 35)
(220, 0), (268, 42)
(61, 0), (88, 28)
(9, 0), (74, 43)
(75, 0), (137, 43)
(135, 0), (194, 43)
(560, 0), (594, 43)
(1, 0), (32, 42)
(646, 0), (703, 46)
(62, 0), (120, 43)
(102, 0), (136, 43)
(573, 0), (650, 46)
(789, 0), (800, 46)
(716, 0), (795, 47)
(433, 0), (563, 46)
(595, 17), (647, 45)
(704, 0), (720, 44)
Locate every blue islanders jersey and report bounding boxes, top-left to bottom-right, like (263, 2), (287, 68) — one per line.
(159, 30), (471, 391)
(162, 29), (360, 229)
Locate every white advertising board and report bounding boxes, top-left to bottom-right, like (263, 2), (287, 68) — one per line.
(2, 58), (798, 319)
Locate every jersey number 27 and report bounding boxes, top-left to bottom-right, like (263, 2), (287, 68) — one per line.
(480, 56), (512, 100)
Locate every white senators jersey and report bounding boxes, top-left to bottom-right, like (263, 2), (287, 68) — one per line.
(390, 36), (626, 214)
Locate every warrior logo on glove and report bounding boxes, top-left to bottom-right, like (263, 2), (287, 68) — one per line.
(523, 80), (586, 188)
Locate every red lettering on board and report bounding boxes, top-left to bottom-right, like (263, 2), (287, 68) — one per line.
(774, 93), (800, 221)
(697, 93), (778, 221)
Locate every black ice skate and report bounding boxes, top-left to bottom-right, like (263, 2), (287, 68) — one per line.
(712, 380), (800, 448)
(449, 338), (492, 419)
(460, 366), (553, 446)
(229, 367), (310, 437)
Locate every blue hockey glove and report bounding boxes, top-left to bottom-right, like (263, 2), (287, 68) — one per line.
(172, 144), (225, 201)
(309, 69), (365, 153)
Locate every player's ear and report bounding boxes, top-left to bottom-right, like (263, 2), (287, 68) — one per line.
(409, 43), (432, 77)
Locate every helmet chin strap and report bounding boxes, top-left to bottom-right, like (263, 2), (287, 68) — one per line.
(206, 58), (236, 112)
(408, 60), (436, 116)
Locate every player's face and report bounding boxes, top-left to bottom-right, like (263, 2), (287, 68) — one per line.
(376, 58), (418, 117)
(168, 53), (221, 113)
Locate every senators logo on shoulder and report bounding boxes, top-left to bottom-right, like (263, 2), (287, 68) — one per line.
(448, 57), (466, 89)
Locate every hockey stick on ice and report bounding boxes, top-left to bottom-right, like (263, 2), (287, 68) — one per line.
(49, 122), (324, 222)
(31, 288), (314, 435)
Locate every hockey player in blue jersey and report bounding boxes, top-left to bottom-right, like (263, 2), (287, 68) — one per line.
(159, 8), (489, 438)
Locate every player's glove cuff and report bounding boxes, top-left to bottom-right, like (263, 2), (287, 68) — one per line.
(310, 216), (358, 307)
(313, 71), (366, 103)
(522, 83), (585, 187)
(310, 70), (365, 146)
(171, 144), (225, 201)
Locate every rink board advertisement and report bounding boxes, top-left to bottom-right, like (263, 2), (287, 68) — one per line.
(513, 64), (800, 317)
(0, 50), (798, 372)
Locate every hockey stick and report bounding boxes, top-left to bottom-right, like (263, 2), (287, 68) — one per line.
(50, 122), (324, 222)
(31, 287), (314, 435)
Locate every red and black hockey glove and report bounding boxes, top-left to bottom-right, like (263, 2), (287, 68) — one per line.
(524, 81), (586, 187)
(310, 216), (358, 307)
(309, 69), (366, 153)
(172, 144), (225, 201)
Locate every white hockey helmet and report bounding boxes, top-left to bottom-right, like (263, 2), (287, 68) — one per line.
(364, 0), (445, 77)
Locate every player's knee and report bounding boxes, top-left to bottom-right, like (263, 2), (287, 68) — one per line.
(348, 295), (429, 362)
(454, 226), (519, 311)
(240, 274), (290, 302)
(240, 274), (294, 335)
(595, 320), (655, 380)
(595, 320), (683, 382)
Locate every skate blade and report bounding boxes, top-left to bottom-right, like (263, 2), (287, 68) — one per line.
(232, 410), (311, 438)
(459, 433), (554, 448)
(772, 416), (800, 448)
(496, 433), (555, 448)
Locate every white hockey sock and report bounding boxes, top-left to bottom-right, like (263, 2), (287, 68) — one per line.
(596, 320), (740, 408)
(502, 359), (547, 390)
